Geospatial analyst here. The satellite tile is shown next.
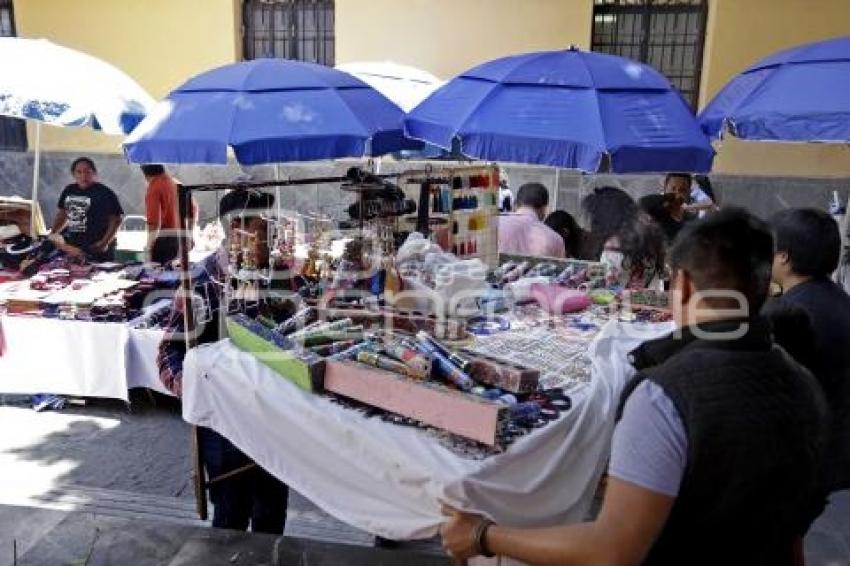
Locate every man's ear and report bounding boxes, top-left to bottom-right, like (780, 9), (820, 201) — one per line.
(674, 268), (695, 306)
(775, 251), (791, 267)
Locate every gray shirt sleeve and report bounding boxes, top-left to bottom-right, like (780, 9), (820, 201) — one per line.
(608, 380), (688, 497)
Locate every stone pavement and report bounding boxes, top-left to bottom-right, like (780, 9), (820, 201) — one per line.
(1, 395), (848, 565)
(2, 506), (449, 566)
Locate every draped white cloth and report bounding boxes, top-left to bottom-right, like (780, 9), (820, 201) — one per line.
(0, 316), (168, 400)
(182, 320), (672, 539)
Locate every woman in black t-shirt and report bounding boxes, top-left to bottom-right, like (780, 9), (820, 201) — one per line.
(49, 157), (124, 261)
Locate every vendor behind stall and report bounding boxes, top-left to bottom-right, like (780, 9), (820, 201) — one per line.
(49, 157), (124, 262)
(157, 189), (289, 534)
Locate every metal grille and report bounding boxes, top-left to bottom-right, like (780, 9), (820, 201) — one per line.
(591, 0), (707, 108)
(243, 0), (334, 66)
(0, 0), (26, 151)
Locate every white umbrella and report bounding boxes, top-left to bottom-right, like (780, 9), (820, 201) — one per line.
(0, 37), (155, 235)
(336, 61), (443, 112)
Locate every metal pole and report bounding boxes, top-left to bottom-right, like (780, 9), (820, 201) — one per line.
(552, 168), (560, 211)
(178, 183), (206, 521)
(30, 122), (41, 238)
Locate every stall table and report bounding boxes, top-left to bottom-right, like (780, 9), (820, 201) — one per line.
(0, 316), (170, 401)
(181, 319), (672, 539)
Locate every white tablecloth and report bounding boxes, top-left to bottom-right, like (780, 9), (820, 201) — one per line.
(0, 315), (168, 401)
(182, 320), (672, 539)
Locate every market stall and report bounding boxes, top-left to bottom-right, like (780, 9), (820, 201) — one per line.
(159, 162), (674, 541)
(182, 313), (670, 539)
(0, 253), (204, 400)
(122, 55), (688, 531)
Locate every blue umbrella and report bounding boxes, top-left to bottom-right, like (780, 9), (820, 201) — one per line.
(699, 36), (850, 142)
(404, 47), (714, 173)
(124, 59), (412, 165)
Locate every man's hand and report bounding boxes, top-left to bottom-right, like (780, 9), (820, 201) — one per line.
(440, 503), (483, 562)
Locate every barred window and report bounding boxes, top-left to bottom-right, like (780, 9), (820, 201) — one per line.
(0, 0), (26, 151)
(243, 0), (334, 66)
(591, 0), (707, 108)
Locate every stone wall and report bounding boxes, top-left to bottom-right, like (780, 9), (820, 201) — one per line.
(1, 151), (848, 229)
(503, 166), (850, 221)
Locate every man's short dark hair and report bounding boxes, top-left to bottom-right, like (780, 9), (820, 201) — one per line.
(670, 207), (774, 312)
(141, 164), (166, 177)
(516, 183), (549, 209)
(218, 190), (275, 220)
(665, 172), (692, 186)
(770, 208), (840, 278)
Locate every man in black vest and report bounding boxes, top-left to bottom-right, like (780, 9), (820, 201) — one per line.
(440, 208), (828, 565)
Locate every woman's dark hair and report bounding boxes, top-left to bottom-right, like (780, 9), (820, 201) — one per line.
(218, 190), (275, 220)
(70, 157), (97, 174)
(581, 186), (664, 273)
(544, 210), (583, 257)
(141, 164), (166, 177)
(770, 208), (840, 278)
(580, 186), (638, 259)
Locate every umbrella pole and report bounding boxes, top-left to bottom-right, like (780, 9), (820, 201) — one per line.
(552, 168), (560, 211)
(177, 183), (207, 521)
(30, 122), (41, 238)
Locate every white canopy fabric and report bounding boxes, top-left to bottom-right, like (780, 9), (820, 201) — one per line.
(0, 37), (155, 236)
(336, 61), (443, 112)
(0, 37), (154, 135)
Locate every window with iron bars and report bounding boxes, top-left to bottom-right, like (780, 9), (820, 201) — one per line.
(591, 0), (707, 109)
(242, 0), (334, 66)
(0, 0), (27, 151)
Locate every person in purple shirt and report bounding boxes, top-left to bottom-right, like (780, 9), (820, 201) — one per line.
(498, 183), (565, 258)
(440, 209), (827, 565)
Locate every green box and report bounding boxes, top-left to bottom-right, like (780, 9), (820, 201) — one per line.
(226, 317), (325, 392)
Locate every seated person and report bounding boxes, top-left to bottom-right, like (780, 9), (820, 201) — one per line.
(771, 207), (850, 493)
(441, 209), (828, 565)
(498, 183), (565, 258)
(544, 210), (584, 259)
(49, 157), (124, 262)
(158, 189), (289, 534)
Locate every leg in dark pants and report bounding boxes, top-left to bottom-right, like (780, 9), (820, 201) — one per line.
(199, 427), (252, 530)
(199, 427), (288, 534)
(250, 466), (289, 534)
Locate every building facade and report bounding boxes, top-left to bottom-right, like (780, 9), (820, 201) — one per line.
(3, 0), (849, 180)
